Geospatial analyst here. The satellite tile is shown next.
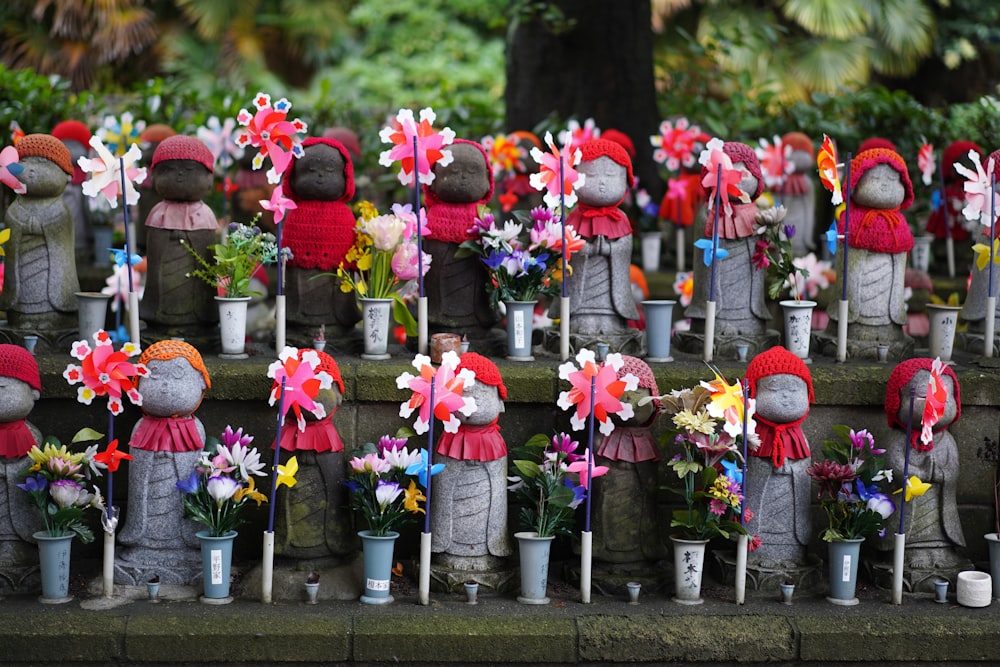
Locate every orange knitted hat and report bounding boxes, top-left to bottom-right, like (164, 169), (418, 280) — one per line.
(17, 134), (73, 175)
(457, 352), (507, 401)
(140, 124), (177, 144)
(138, 340), (211, 390)
(782, 132), (814, 157)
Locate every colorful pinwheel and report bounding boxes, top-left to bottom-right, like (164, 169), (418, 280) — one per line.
(698, 137), (747, 221)
(558, 118), (600, 152)
(816, 134), (843, 206)
(693, 237), (729, 267)
(235, 92), (308, 185)
(0, 145), (26, 194)
(567, 450), (609, 489)
(755, 135), (792, 189)
(267, 347), (334, 432)
(481, 133), (524, 177)
(63, 330), (147, 416)
(673, 271), (694, 307)
(378, 107), (456, 186)
(650, 117), (700, 171)
(9, 120), (24, 146)
(197, 115), (244, 172)
(973, 238), (1000, 271)
(93, 439), (133, 473)
(97, 112), (145, 157)
(259, 183), (297, 225)
(954, 149), (1000, 228)
(396, 351), (477, 435)
(895, 475), (932, 502)
(556, 350), (638, 436)
(702, 369), (757, 439)
(78, 136), (147, 208)
(918, 139), (935, 187)
(919, 358), (948, 449)
(529, 131), (585, 210)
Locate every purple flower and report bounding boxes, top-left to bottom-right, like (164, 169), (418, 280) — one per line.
(17, 475), (47, 494)
(550, 432), (583, 463)
(564, 478), (586, 509)
(220, 425), (253, 449)
(49, 479), (84, 509)
(207, 476), (239, 505)
(530, 206), (553, 224)
(377, 435), (408, 453)
(849, 428), (883, 454)
(176, 471), (200, 494)
(783, 224), (796, 239)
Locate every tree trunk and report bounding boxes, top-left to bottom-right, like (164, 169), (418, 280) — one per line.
(505, 0), (662, 201)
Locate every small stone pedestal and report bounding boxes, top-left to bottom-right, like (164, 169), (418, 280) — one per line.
(430, 555), (517, 595)
(713, 550), (823, 593)
(542, 328), (643, 357)
(869, 559), (975, 595)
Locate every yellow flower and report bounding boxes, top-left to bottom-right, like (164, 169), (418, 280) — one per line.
(893, 475), (931, 502)
(234, 476), (268, 506)
(355, 251), (372, 272)
(0, 227), (9, 257)
(355, 200), (379, 222)
(672, 409), (716, 435)
(403, 480), (426, 514)
(929, 292), (961, 307)
(277, 456), (298, 489)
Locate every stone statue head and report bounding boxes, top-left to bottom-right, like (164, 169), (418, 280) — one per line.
(137, 340), (210, 418)
(287, 138), (354, 203)
(429, 139), (492, 204)
(885, 358), (961, 436)
(0, 344), (41, 423)
(781, 132), (814, 174)
(747, 346), (814, 425)
(610, 355), (660, 427)
(150, 135), (215, 202)
(576, 139), (633, 209)
(15, 133), (73, 198)
(455, 353), (506, 425)
(722, 142), (764, 202)
(849, 148), (914, 211)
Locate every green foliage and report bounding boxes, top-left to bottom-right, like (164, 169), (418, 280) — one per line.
(508, 433), (582, 539)
(0, 65), (102, 135)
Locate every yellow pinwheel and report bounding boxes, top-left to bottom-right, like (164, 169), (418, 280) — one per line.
(277, 456), (298, 489)
(893, 475), (932, 502)
(972, 239), (1000, 271)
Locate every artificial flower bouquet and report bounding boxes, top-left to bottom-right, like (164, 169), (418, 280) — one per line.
(176, 426), (270, 537)
(346, 434), (437, 537)
(658, 378), (756, 542)
(752, 213), (811, 301)
(336, 201), (431, 335)
(508, 432), (598, 539)
(806, 425), (896, 542)
(458, 206), (585, 312)
(18, 438), (105, 543)
(184, 217), (281, 298)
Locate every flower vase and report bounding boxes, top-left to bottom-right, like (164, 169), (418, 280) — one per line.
(640, 231), (662, 273)
(641, 300), (676, 362)
(927, 304), (962, 362)
(985, 533), (1000, 600)
(911, 235), (933, 272)
(359, 298), (393, 360)
(826, 537), (864, 605)
(505, 301), (536, 361)
(671, 537), (709, 604)
(215, 296), (251, 359)
(34, 531), (74, 604)
(780, 299), (816, 361)
(358, 530), (398, 604)
(515, 531), (554, 604)
(75, 292), (111, 342)
(197, 530), (237, 603)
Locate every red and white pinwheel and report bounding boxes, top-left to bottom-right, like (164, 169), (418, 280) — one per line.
(529, 131), (585, 210)
(235, 92), (308, 185)
(259, 183), (297, 225)
(267, 347), (334, 432)
(396, 352), (477, 435)
(919, 358), (948, 450)
(755, 135), (793, 189)
(378, 107), (456, 187)
(698, 138), (747, 221)
(650, 117), (700, 171)
(0, 145), (26, 194)
(63, 330), (147, 416)
(816, 134), (843, 206)
(558, 118), (600, 152)
(917, 139), (935, 187)
(197, 115), (243, 172)
(78, 136), (147, 209)
(954, 149), (1000, 228)
(557, 350), (637, 436)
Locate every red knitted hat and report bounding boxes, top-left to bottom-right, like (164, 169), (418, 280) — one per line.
(138, 340), (211, 390)
(17, 133), (72, 175)
(782, 132), (814, 157)
(721, 141), (764, 200)
(885, 358), (961, 435)
(51, 120), (91, 148)
(619, 355), (660, 411)
(858, 137), (897, 154)
(151, 135), (214, 172)
(579, 139), (634, 190)
(0, 344), (41, 392)
(457, 352), (507, 401)
(321, 127), (362, 159)
(286, 136), (356, 203)
(601, 129), (637, 159)
(849, 148), (914, 211)
(306, 349), (344, 395)
(942, 140), (984, 184)
(140, 124), (177, 144)
(987, 149), (1000, 178)
(746, 346), (814, 404)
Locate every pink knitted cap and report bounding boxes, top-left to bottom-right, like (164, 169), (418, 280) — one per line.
(151, 135), (214, 172)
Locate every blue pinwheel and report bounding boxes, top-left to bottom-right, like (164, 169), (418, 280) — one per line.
(694, 237), (729, 267)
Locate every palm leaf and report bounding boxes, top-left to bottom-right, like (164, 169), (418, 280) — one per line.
(790, 36), (873, 93)
(779, 0), (869, 40)
(864, 0), (935, 76)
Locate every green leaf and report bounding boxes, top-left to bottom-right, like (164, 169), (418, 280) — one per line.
(392, 294), (418, 337)
(669, 460), (703, 478)
(72, 428), (104, 443)
(512, 459), (541, 480)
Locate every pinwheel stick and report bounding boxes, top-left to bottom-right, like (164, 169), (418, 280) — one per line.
(262, 377), (287, 605)
(102, 412), (116, 599)
(418, 379), (436, 606)
(985, 173), (997, 359)
(275, 222), (286, 354)
(580, 374), (597, 604)
(939, 161), (955, 278)
(413, 136), (429, 356)
(119, 157), (141, 345)
(703, 165), (722, 362)
(837, 157), (852, 363)
(560, 159), (570, 361)
(893, 387), (916, 605)
(676, 226), (685, 273)
(735, 378), (749, 605)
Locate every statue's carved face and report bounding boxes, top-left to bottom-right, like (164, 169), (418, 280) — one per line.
(0, 376), (38, 422)
(853, 163), (905, 209)
(430, 143), (490, 203)
(290, 144), (346, 201)
(152, 159), (214, 202)
(577, 156), (628, 208)
(18, 156), (68, 198)
(898, 370), (957, 429)
(458, 381), (504, 425)
(754, 374), (809, 424)
(139, 357), (207, 418)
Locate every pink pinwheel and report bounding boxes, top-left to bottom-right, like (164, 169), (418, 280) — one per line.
(396, 352), (477, 435)
(259, 184), (296, 225)
(698, 138), (747, 220)
(0, 145), (26, 194)
(755, 135), (792, 189)
(378, 107), (456, 187)
(558, 118), (600, 152)
(557, 350), (638, 436)
(197, 115), (244, 172)
(63, 330), (147, 416)
(235, 92), (308, 185)
(954, 149), (1000, 228)
(267, 347), (334, 432)
(78, 136), (146, 208)
(567, 450), (609, 490)
(529, 131), (585, 210)
(918, 140), (935, 187)
(919, 358), (948, 449)
(650, 117), (700, 171)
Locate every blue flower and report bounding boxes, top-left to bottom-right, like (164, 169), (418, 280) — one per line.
(175, 471), (200, 495)
(342, 480), (359, 493)
(783, 224), (796, 240)
(564, 477), (586, 509)
(405, 449), (445, 489)
(931, 189), (942, 212)
(17, 475), (46, 494)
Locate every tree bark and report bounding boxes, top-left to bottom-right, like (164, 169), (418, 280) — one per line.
(505, 0), (662, 201)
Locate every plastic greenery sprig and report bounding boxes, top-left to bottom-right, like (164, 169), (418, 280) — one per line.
(183, 216), (279, 298)
(508, 433), (588, 539)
